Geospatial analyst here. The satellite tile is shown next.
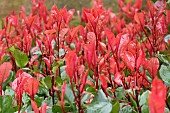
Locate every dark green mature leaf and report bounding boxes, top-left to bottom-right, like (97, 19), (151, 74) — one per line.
(0, 95), (14, 113)
(52, 104), (62, 113)
(85, 102), (112, 113)
(158, 54), (170, 65)
(13, 49), (29, 68)
(159, 65), (170, 86)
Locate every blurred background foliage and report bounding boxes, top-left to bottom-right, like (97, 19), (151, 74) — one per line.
(0, 0), (119, 19)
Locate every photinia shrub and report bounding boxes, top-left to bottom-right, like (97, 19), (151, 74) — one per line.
(0, 0), (170, 113)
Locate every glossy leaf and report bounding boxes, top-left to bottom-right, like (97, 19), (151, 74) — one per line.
(148, 77), (166, 113)
(159, 65), (170, 86)
(24, 77), (39, 99)
(0, 62), (12, 86)
(13, 49), (29, 68)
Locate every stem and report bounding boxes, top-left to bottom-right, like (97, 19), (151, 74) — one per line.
(135, 90), (141, 113)
(0, 85), (2, 96)
(52, 76), (55, 105)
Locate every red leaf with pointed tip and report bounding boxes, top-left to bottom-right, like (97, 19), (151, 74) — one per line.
(99, 75), (107, 90)
(65, 51), (77, 80)
(43, 57), (51, 69)
(105, 29), (116, 52)
(136, 49), (145, 70)
(118, 34), (129, 56)
(0, 62), (12, 86)
(31, 100), (39, 113)
(61, 82), (66, 102)
(80, 71), (88, 93)
(70, 26), (81, 40)
(24, 77), (39, 99)
(110, 57), (118, 75)
(114, 72), (122, 85)
(149, 77), (166, 113)
(122, 51), (135, 71)
(99, 41), (107, 53)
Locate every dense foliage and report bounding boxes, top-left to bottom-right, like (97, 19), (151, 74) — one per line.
(0, 0), (170, 113)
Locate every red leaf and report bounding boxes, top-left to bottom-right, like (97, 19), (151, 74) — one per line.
(105, 29), (116, 52)
(149, 77), (166, 113)
(87, 32), (96, 42)
(84, 41), (96, 69)
(70, 25), (81, 40)
(122, 51), (135, 71)
(114, 72), (122, 85)
(110, 57), (118, 75)
(24, 77), (39, 99)
(99, 75), (108, 90)
(60, 28), (69, 38)
(43, 57), (51, 69)
(65, 51), (77, 80)
(167, 10), (170, 24)
(98, 41), (107, 53)
(0, 62), (12, 86)
(31, 100), (39, 113)
(146, 58), (159, 78)
(136, 49), (145, 70)
(44, 29), (56, 35)
(39, 103), (47, 113)
(61, 82), (66, 102)
(12, 72), (32, 111)
(80, 71), (88, 93)
(134, 12), (145, 26)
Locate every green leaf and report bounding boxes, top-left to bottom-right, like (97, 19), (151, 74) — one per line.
(34, 95), (44, 107)
(111, 101), (120, 113)
(139, 90), (149, 106)
(139, 90), (150, 113)
(64, 85), (77, 112)
(0, 95), (14, 113)
(81, 93), (91, 104)
(115, 87), (126, 101)
(85, 102), (112, 113)
(4, 86), (15, 96)
(128, 93), (137, 109)
(52, 104), (62, 113)
(158, 54), (170, 65)
(159, 65), (170, 86)
(92, 89), (108, 103)
(119, 104), (132, 113)
(13, 49), (29, 68)
(44, 76), (52, 89)
(6, 46), (15, 52)
(0, 55), (10, 64)
(65, 85), (75, 103)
